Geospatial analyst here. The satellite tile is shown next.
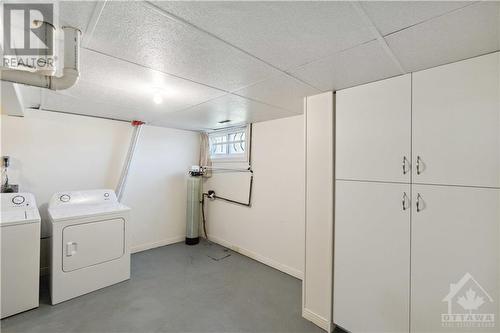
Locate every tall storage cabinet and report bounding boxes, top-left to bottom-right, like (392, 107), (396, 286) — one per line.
(333, 52), (500, 333)
(410, 52), (500, 333)
(334, 74), (412, 333)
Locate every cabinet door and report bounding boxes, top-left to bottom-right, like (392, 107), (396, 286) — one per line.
(412, 52), (500, 188)
(411, 185), (499, 333)
(336, 74), (411, 183)
(334, 180), (410, 333)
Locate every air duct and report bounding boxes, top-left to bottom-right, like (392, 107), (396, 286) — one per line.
(0, 26), (81, 90)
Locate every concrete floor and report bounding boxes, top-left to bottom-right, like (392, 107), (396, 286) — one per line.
(1, 240), (326, 333)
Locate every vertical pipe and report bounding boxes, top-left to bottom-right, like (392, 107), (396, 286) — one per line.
(116, 120), (144, 202)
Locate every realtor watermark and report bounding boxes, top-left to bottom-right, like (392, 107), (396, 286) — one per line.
(441, 272), (495, 329)
(2, 2), (57, 71)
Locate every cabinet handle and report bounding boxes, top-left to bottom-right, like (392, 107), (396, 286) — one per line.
(402, 156), (409, 175)
(416, 156), (422, 175)
(416, 193), (423, 212)
(402, 192), (408, 211)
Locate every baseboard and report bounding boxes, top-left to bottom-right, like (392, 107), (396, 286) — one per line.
(131, 236), (184, 254)
(41, 236), (299, 279)
(208, 235), (303, 280)
(302, 308), (333, 332)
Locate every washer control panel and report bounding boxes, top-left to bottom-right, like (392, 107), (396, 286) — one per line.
(59, 194), (71, 203)
(12, 195), (26, 205)
(1, 193), (35, 209)
(49, 189), (117, 207)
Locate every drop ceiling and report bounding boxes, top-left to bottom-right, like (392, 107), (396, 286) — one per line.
(12, 0), (500, 131)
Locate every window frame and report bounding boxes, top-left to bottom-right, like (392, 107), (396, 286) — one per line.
(208, 125), (250, 163)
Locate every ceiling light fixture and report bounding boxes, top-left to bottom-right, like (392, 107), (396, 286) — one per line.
(153, 93), (163, 105)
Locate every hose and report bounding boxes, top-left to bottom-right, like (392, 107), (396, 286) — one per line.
(201, 194), (209, 240)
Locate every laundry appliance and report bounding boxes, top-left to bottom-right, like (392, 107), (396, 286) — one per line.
(48, 189), (130, 304)
(1, 192), (41, 318)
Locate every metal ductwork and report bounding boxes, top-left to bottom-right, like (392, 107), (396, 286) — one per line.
(0, 26), (81, 91)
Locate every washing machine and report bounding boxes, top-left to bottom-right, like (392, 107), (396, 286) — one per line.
(1, 193), (41, 319)
(48, 189), (130, 305)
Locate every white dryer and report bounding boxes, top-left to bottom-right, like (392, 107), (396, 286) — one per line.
(48, 189), (130, 305)
(1, 193), (41, 319)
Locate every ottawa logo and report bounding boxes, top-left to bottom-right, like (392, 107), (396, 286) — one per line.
(441, 272), (495, 328)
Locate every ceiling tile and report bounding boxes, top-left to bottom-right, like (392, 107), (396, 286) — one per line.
(385, 1), (500, 73)
(233, 74), (320, 114)
(87, 1), (279, 91)
(59, 1), (97, 33)
(361, 1), (474, 36)
(290, 40), (403, 92)
(76, 49), (225, 112)
(42, 90), (154, 123)
(152, 94), (295, 131)
(153, 1), (374, 70)
(39, 48), (226, 122)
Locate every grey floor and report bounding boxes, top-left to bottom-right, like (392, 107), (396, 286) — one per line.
(1, 240), (327, 333)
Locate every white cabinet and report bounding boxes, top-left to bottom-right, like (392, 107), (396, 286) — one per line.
(412, 53), (500, 188)
(303, 92), (334, 332)
(333, 52), (500, 333)
(334, 180), (410, 333)
(411, 185), (499, 333)
(336, 74), (411, 183)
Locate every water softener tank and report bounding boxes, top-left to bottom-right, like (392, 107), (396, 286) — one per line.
(186, 169), (203, 245)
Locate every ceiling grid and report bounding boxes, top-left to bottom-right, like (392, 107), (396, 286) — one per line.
(18, 0), (498, 130)
(81, 0), (107, 48)
(142, 1), (323, 93)
(351, 1), (407, 74)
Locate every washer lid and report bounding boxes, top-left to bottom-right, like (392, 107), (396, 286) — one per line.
(0, 193), (41, 227)
(1, 209), (41, 227)
(48, 203), (130, 222)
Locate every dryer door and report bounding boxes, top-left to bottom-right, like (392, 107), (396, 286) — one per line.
(62, 218), (125, 272)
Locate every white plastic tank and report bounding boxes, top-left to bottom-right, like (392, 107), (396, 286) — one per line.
(186, 168), (203, 245)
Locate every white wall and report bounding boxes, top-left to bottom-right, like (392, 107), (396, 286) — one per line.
(1, 110), (199, 268)
(121, 124), (200, 252)
(1, 110), (131, 235)
(203, 115), (305, 279)
(1, 110), (304, 278)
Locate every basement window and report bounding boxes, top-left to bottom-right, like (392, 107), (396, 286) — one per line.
(209, 126), (249, 162)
